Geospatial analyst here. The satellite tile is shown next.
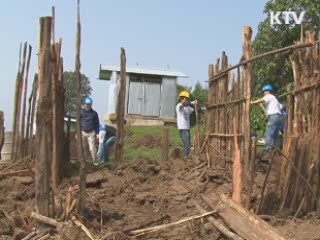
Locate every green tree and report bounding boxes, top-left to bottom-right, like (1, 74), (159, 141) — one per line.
(63, 71), (92, 117)
(253, 0), (320, 96)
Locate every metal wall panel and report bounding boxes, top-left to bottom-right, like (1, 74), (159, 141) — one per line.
(143, 82), (161, 117)
(160, 77), (177, 118)
(128, 81), (143, 115)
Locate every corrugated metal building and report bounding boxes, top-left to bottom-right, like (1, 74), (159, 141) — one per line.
(98, 65), (188, 126)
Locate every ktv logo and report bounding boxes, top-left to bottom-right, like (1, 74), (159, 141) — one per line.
(270, 11), (306, 25)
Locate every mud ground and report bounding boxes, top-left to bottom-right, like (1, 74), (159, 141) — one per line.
(1, 147), (320, 239)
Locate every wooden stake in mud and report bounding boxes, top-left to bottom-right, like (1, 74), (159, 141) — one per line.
(28, 74), (38, 157)
(232, 117), (242, 205)
(115, 48), (127, 162)
(246, 137), (257, 209)
(243, 26), (253, 191)
(36, 16), (53, 232)
(74, 0), (86, 217)
(195, 101), (200, 154)
(161, 127), (169, 161)
(20, 45), (32, 157)
(12, 42), (28, 161)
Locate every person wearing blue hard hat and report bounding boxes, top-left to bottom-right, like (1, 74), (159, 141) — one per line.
(80, 97), (100, 165)
(251, 84), (283, 153)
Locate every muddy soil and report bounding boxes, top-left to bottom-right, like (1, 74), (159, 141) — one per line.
(1, 155), (320, 240)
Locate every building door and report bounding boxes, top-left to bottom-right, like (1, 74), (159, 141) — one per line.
(143, 82), (161, 117)
(128, 81), (143, 115)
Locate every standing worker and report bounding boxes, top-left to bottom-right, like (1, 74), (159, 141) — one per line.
(176, 91), (197, 159)
(80, 97), (100, 165)
(251, 85), (282, 152)
(0, 111), (4, 160)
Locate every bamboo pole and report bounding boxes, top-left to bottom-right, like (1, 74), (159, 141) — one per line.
(75, 0), (86, 217)
(115, 48), (127, 162)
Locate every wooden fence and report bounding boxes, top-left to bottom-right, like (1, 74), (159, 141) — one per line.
(279, 33), (320, 215)
(204, 26), (320, 215)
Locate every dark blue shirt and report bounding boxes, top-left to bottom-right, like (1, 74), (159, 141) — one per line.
(80, 108), (99, 134)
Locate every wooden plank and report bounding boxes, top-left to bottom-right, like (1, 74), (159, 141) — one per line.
(202, 194), (286, 240)
(115, 48), (127, 162)
(195, 204), (244, 240)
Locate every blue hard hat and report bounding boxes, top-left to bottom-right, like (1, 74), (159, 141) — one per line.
(99, 124), (106, 131)
(84, 97), (93, 105)
(262, 84), (273, 92)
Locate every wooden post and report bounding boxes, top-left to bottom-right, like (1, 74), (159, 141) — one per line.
(12, 42), (28, 161)
(28, 74), (38, 157)
(20, 45), (32, 158)
(232, 117), (242, 205)
(246, 137), (257, 209)
(36, 16), (53, 233)
(75, 0), (86, 217)
(0, 111), (4, 160)
(161, 127), (169, 161)
(26, 74), (37, 156)
(11, 43), (22, 161)
(115, 48), (127, 162)
(243, 26), (253, 191)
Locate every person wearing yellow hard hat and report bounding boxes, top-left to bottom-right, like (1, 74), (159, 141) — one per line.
(176, 91), (198, 159)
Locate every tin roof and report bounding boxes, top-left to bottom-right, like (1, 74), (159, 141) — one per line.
(99, 65), (188, 80)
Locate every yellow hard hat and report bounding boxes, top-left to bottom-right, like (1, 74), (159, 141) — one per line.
(178, 91), (190, 99)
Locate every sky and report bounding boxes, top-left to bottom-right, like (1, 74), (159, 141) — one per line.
(0, 0), (267, 131)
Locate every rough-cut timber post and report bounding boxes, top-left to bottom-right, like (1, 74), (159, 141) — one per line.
(20, 45), (32, 158)
(0, 111), (4, 160)
(243, 26), (253, 191)
(28, 74), (38, 157)
(36, 16), (53, 232)
(75, 0), (86, 217)
(11, 43), (22, 161)
(232, 117), (242, 205)
(246, 137), (257, 209)
(115, 48), (127, 162)
(12, 42), (28, 161)
(26, 74), (37, 155)
(161, 127), (169, 161)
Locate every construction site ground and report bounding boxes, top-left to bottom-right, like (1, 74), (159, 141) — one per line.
(1, 132), (320, 239)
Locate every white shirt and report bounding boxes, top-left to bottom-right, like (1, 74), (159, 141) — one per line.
(262, 94), (282, 115)
(176, 103), (194, 130)
(98, 130), (106, 143)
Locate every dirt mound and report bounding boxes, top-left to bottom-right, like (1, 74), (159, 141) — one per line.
(130, 135), (163, 148)
(0, 155), (318, 239)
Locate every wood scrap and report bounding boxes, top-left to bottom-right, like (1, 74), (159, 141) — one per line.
(202, 194), (286, 240)
(0, 169), (31, 177)
(129, 211), (217, 236)
(21, 232), (37, 240)
(30, 212), (58, 228)
(195, 203), (243, 240)
(71, 215), (95, 240)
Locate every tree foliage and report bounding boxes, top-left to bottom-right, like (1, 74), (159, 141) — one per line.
(64, 71), (92, 117)
(252, 0), (320, 96)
